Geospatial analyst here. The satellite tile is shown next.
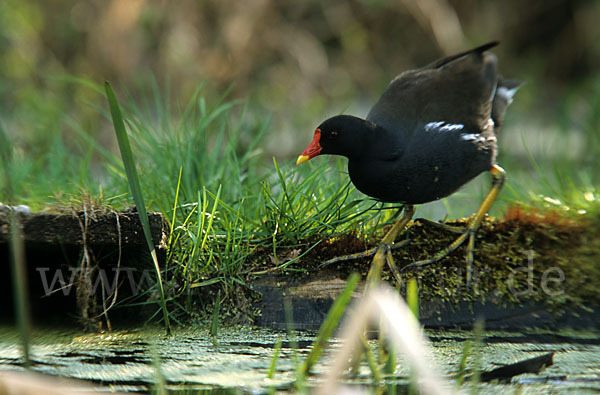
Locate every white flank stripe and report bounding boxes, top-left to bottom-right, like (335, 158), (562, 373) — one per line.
(424, 121), (464, 132)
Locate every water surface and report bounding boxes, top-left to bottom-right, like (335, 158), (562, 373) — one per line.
(0, 325), (598, 393)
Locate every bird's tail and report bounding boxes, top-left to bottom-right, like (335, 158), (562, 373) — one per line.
(492, 78), (522, 128)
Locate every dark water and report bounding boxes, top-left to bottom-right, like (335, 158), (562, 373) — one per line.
(0, 325), (599, 393)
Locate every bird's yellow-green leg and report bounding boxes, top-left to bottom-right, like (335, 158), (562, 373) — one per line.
(366, 205), (415, 288)
(401, 165), (506, 287)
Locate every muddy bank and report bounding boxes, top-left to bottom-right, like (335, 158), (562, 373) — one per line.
(2, 206), (599, 330)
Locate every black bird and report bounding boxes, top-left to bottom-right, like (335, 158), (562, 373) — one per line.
(296, 42), (520, 286)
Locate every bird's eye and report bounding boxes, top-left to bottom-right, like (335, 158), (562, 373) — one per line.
(331, 130), (338, 137)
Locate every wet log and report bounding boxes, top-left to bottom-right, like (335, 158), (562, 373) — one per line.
(0, 208), (167, 247)
(254, 271), (600, 330)
(1, 207), (169, 327)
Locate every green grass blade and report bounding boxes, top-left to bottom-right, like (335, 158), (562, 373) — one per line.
(190, 277), (222, 288)
(168, 166), (183, 247)
(0, 123), (13, 198)
(469, 318), (484, 393)
(407, 278), (418, 319)
(455, 340), (472, 388)
(150, 343), (167, 395)
(8, 214), (31, 368)
(201, 184), (222, 252)
(300, 272), (361, 376)
(104, 81), (171, 335)
(273, 157), (297, 221)
(1, 123), (31, 367)
(267, 337), (283, 379)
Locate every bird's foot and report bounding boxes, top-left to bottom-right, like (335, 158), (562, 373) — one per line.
(318, 240), (408, 269)
(364, 205), (415, 288)
(414, 217), (465, 234)
(366, 239), (409, 288)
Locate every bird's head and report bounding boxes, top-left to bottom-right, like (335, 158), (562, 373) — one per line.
(296, 115), (373, 164)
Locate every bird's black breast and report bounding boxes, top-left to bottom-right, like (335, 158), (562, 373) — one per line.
(347, 123), (496, 204)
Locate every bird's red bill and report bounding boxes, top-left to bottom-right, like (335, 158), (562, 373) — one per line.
(296, 128), (322, 165)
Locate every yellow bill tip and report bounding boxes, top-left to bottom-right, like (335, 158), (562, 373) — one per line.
(296, 155), (310, 165)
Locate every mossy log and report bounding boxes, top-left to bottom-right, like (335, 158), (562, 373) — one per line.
(0, 209), (167, 247)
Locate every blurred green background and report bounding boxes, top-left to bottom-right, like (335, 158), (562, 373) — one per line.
(1, 0), (599, 214)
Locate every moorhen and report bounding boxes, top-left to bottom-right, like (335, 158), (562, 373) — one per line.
(296, 42), (520, 286)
